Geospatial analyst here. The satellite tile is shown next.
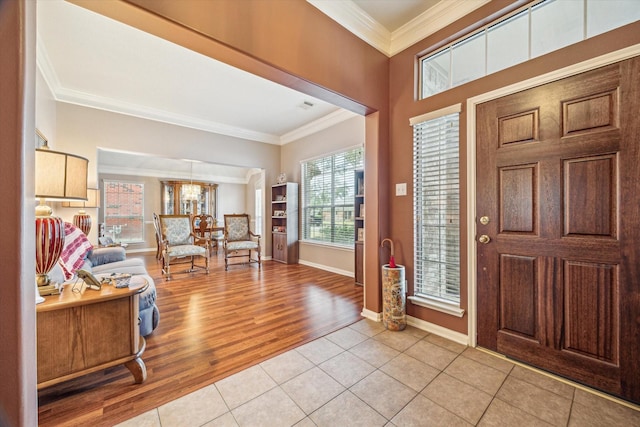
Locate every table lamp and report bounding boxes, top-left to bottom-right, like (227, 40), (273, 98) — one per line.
(62, 188), (100, 235)
(35, 146), (88, 299)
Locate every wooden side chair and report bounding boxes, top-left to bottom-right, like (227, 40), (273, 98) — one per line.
(158, 214), (210, 280)
(191, 214), (224, 255)
(223, 214), (261, 270)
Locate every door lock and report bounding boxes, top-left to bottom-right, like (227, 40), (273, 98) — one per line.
(478, 234), (491, 244)
(480, 216), (490, 225)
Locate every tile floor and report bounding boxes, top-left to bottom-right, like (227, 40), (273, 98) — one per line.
(116, 319), (640, 427)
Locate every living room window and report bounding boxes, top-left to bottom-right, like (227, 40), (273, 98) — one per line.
(103, 180), (144, 244)
(419, 0), (640, 99)
(410, 105), (464, 317)
(301, 146), (364, 246)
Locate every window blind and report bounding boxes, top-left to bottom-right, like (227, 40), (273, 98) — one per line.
(413, 111), (460, 304)
(301, 147), (363, 246)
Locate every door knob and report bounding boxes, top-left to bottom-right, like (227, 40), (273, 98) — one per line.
(478, 234), (491, 244)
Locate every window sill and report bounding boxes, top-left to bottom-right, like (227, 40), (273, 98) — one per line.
(299, 240), (354, 251)
(408, 295), (465, 318)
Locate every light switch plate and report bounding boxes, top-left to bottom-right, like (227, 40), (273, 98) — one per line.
(396, 183), (407, 196)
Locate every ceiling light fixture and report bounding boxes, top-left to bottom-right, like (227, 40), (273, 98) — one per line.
(182, 161), (200, 201)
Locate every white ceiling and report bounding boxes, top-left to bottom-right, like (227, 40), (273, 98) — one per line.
(36, 0), (484, 182)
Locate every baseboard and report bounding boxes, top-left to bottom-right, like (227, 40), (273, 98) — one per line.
(360, 308), (382, 322)
(125, 247), (155, 254)
(407, 315), (469, 346)
(298, 259), (353, 278)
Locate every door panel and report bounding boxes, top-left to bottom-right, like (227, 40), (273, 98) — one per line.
(476, 57), (640, 404)
(499, 255), (537, 339)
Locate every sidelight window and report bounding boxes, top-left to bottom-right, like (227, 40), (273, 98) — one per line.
(410, 105), (463, 317)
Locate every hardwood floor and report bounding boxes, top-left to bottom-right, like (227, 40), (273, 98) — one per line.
(37, 253), (364, 426)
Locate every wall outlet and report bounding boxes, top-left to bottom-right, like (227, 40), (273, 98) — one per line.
(396, 183), (407, 196)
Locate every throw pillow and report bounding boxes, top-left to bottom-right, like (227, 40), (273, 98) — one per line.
(58, 222), (93, 280)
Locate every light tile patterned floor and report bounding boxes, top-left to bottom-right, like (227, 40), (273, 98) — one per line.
(115, 319), (640, 427)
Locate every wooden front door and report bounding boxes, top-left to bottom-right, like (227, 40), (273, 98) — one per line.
(476, 57), (640, 404)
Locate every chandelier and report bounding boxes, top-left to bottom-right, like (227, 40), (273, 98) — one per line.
(182, 161), (201, 201)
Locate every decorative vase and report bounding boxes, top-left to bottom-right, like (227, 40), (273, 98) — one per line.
(382, 264), (406, 331)
(35, 216), (65, 288)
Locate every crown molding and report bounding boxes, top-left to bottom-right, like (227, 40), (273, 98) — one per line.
(280, 109), (359, 145)
(36, 35), (280, 145)
(307, 0), (391, 56)
(56, 86), (281, 144)
(36, 37), (62, 93)
(309, 0), (490, 57)
(390, 0), (490, 56)
(37, 34), (358, 146)
(99, 164), (250, 184)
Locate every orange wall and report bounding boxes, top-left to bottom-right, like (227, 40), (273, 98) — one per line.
(389, 1), (640, 333)
(0, 1), (38, 425)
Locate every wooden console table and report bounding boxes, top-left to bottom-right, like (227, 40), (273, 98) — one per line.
(36, 278), (148, 389)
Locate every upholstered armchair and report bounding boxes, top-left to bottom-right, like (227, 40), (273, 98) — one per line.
(158, 214), (210, 280)
(223, 214), (261, 270)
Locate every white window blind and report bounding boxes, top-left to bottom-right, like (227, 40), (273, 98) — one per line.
(413, 110), (460, 305)
(301, 147), (364, 246)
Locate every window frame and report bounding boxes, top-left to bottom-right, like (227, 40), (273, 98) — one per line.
(418, 0), (640, 99)
(300, 146), (364, 248)
(409, 104), (465, 318)
(103, 179), (145, 244)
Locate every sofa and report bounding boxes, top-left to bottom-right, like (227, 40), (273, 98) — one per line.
(49, 223), (160, 337)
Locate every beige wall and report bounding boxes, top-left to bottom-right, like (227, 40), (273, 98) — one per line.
(281, 115), (365, 273)
(35, 70), (57, 145)
(52, 102), (280, 254)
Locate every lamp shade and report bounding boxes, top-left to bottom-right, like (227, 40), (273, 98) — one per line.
(61, 187), (101, 209)
(35, 148), (88, 201)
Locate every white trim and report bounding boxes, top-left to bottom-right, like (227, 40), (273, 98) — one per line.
(36, 36), (350, 146)
(299, 144), (364, 165)
(409, 103), (462, 125)
(307, 0), (489, 57)
(391, 0), (490, 57)
(465, 43), (640, 349)
(281, 109), (359, 144)
(408, 295), (465, 318)
(299, 240), (355, 252)
(361, 308), (382, 322)
(407, 315), (469, 346)
(125, 247), (155, 254)
(307, 0), (391, 56)
(298, 259), (354, 278)
(98, 164), (251, 184)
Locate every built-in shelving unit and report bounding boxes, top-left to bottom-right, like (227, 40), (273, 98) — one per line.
(271, 182), (298, 264)
(354, 170), (364, 285)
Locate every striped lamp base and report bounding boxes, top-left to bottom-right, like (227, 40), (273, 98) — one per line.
(74, 214), (92, 235)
